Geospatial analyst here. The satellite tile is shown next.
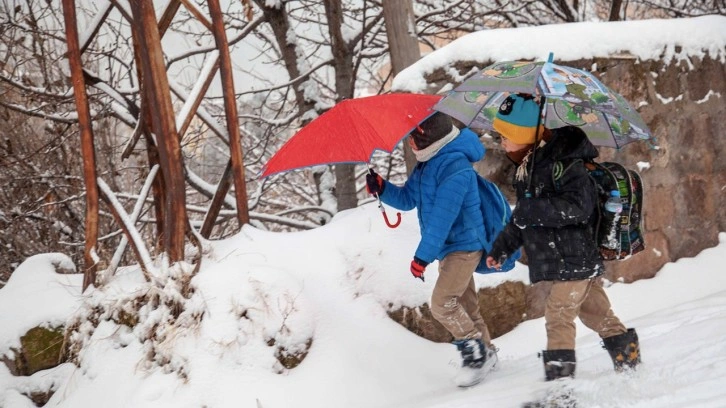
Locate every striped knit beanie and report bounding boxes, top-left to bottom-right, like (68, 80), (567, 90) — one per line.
(492, 94), (543, 145)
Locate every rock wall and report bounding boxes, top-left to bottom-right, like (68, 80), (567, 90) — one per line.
(597, 55), (726, 282)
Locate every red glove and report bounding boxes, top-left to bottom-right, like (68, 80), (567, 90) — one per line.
(410, 257), (428, 282)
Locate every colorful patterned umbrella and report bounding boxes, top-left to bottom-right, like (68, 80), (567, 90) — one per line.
(434, 55), (653, 148)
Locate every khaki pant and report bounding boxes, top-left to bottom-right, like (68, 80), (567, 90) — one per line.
(545, 279), (627, 350)
(431, 250), (492, 345)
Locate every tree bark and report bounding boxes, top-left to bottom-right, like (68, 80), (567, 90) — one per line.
(609, 0), (624, 21)
(325, 0), (357, 211)
(253, 0), (317, 116)
(209, 0), (250, 227)
(383, 0), (421, 174)
(126, 7), (167, 252)
(61, 0), (99, 291)
(200, 160), (234, 238)
(129, 0), (188, 262)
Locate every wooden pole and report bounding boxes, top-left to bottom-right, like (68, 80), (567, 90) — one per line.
(61, 0), (99, 291)
(208, 0), (250, 226)
(200, 159), (234, 238)
(130, 0), (188, 262)
(126, 15), (167, 251)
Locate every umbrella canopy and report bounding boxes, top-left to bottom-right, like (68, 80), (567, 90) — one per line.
(434, 58), (653, 148)
(260, 93), (442, 178)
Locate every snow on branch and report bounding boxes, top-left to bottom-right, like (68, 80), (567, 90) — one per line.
(97, 177), (156, 279)
(176, 50), (220, 134)
(78, 0), (113, 51)
(105, 165), (160, 281)
(167, 79), (229, 143)
(185, 165), (237, 209)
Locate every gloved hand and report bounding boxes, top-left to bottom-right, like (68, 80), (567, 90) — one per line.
(366, 169), (385, 196)
(410, 257), (428, 282)
(485, 254), (507, 271)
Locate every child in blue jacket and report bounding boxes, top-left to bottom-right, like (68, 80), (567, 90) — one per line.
(366, 112), (497, 387)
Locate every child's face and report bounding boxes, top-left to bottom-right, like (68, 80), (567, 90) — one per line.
(407, 135), (419, 151)
(501, 137), (530, 153)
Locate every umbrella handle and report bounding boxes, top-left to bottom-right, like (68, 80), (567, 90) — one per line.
(381, 208), (402, 229)
(368, 166), (401, 229)
(376, 196), (401, 228)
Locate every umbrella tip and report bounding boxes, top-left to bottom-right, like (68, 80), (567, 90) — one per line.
(547, 52), (554, 63)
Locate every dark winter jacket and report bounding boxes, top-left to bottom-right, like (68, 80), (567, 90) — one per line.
(379, 128), (487, 264)
(488, 126), (604, 283)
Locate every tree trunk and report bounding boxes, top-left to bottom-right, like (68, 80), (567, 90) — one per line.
(253, 0), (317, 116)
(61, 0), (99, 291)
(200, 160), (233, 238)
(130, 0), (187, 262)
(209, 0), (250, 227)
(125, 17), (166, 252)
(383, 0), (421, 174)
(325, 0), (357, 211)
(609, 0), (624, 21)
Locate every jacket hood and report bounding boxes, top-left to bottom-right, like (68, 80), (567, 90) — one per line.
(435, 128), (485, 163)
(537, 126), (599, 162)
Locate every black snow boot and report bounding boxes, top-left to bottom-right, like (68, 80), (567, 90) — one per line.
(453, 338), (487, 369)
(602, 328), (641, 371)
(542, 349), (576, 381)
(452, 338), (497, 387)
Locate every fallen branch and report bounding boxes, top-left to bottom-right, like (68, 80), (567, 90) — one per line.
(97, 177), (156, 280)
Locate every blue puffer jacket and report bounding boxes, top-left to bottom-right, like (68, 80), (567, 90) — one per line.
(380, 128), (487, 264)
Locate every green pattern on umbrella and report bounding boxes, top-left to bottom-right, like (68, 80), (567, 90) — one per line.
(435, 58), (653, 148)
(456, 61), (544, 94)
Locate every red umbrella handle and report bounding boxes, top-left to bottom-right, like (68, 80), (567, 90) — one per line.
(377, 199), (401, 228)
(382, 208), (402, 229)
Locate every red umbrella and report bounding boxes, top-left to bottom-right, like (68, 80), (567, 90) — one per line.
(260, 93), (442, 228)
(260, 93), (442, 177)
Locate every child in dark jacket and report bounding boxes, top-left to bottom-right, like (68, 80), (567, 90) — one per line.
(366, 112), (497, 387)
(485, 94), (641, 381)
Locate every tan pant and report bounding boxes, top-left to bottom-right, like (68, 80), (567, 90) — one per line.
(430, 250), (492, 345)
(545, 279), (627, 350)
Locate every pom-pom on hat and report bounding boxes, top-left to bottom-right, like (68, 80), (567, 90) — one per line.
(410, 112), (454, 150)
(492, 94), (543, 145)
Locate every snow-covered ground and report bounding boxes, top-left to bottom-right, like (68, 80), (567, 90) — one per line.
(1, 203), (726, 408)
(2, 14), (726, 408)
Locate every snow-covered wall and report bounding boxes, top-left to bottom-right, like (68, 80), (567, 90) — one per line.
(392, 16), (726, 94)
